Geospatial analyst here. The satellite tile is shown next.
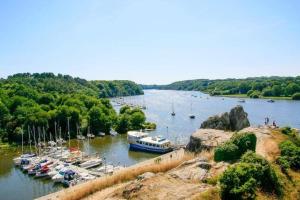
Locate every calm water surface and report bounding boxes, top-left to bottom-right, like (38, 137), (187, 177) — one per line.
(1, 90), (300, 200)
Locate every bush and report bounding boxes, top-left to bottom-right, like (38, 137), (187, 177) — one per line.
(231, 132), (257, 154)
(220, 163), (258, 200)
(241, 151), (282, 195)
(280, 126), (292, 135)
(214, 132), (257, 162)
(220, 152), (282, 200)
(278, 141), (300, 170)
(292, 93), (300, 100)
(214, 142), (239, 162)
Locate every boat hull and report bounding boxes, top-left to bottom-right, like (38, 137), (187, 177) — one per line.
(129, 144), (172, 154)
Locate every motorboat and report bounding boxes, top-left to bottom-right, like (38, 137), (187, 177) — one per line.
(52, 168), (70, 183)
(127, 131), (173, 154)
(13, 153), (36, 166)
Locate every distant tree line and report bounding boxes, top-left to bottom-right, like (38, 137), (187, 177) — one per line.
(0, 73), (146, 143)
(141, 76), (300, 99)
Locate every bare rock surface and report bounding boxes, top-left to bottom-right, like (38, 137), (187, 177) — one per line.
(186, 129), (233, 152)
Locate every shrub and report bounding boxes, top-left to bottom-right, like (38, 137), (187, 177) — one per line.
(214, 132), (257, 162)
(278, 141), (300, 170)
(231, 132), (257, 154)
(292, 93), (300, 100)
(241, 151), (282, 195)
(220, 163), (258, 200)
(220, 152), (282, 200)
(280, 126), (292, 135)
(214, 142), (239, 162)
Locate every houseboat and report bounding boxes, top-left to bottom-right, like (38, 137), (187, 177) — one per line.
(127, 131), (173, 154)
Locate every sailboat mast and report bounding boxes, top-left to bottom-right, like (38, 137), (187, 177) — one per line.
(67, 117), (70, 148)
(21, 126), (24, 154)
(33, 125), (37, 155)
(54, 121), (57, 142)
(38, 127), (41, 156)
(28, 126), (32, 154)
(43, 126), (46, 147)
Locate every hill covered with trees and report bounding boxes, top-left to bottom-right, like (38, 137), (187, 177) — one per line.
(141, 76), (300, 99)
(0, 73), (145, 143)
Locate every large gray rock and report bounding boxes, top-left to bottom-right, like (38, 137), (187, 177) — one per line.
(200, 106), (250, 131)
(186, 129), (232, 152)
(229, 105), (250, 131)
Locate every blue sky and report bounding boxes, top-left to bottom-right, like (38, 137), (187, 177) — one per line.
(0, 0), (300, 84)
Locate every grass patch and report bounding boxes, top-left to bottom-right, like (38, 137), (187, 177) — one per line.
(61, 152), (194, 200)
(192, 187), (221, 200)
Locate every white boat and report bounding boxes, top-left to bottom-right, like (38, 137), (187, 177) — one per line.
(77, 135), (85, 140)
(238, 99), (246, 103)
(13, 154), (36, 166)
(127, 131), (173, 154)
(87, 133), (95, 138)
(98, 132), (105, 137)
(79, 158), (102, 169)
(96, 164), (114, 173)
(110, 130), (118, 136)
(52, 168), (69, 183)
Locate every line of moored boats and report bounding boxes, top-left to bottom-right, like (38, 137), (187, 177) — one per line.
(13, 145), (125, 188)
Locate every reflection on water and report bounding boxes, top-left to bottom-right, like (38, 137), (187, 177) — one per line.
(1, 89), (300, 200)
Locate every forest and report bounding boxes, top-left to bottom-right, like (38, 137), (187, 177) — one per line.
(0, 73), (145, 143)
(142, 76), (300, 99)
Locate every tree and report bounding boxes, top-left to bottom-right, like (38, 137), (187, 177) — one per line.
(89, 106), (112, 134)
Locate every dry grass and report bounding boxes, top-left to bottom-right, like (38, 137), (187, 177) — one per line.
(192, 187), (221, 200)
(60, 152), (194, 200)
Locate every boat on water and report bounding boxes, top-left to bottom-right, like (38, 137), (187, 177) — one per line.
(171, 102), (175, 116)
(13, 153), (36, 166)
(98, 132), (105, 137)
(87, 133), (95, 138)
(77, 135), (85, 140)
(238, 99), (246, 103)
(127, 131), (173, 154)
(267, 99), (275, 103)
(79, 158), (102, 169)
(189, 102), (195, 119)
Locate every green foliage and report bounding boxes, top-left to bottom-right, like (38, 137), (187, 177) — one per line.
(277, 141), (300, 171)
(240, 151), (282, 195)
(143, 122), (157, 130)
(0, 73), (142, 142)
(143, 76), (300, 98)
(214, 142), (239, 162)
(249, 90), (260, 98)
(292, 92), (300, 100)
(214, 132), (257, 162)
(280, 126), (292, 135)
(220, 152), (282, 200)
(115, 106), (154, 134)
(231, 132), (257, 154)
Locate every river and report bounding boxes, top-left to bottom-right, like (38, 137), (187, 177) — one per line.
(0, 89), (300, 200)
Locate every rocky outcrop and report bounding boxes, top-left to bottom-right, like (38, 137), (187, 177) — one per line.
(186, 129), (233, 152)
(200, 105), (250, 131)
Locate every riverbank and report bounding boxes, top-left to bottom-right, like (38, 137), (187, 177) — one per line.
(216, 94), (293, 101)
(218, 94), (292, 100)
